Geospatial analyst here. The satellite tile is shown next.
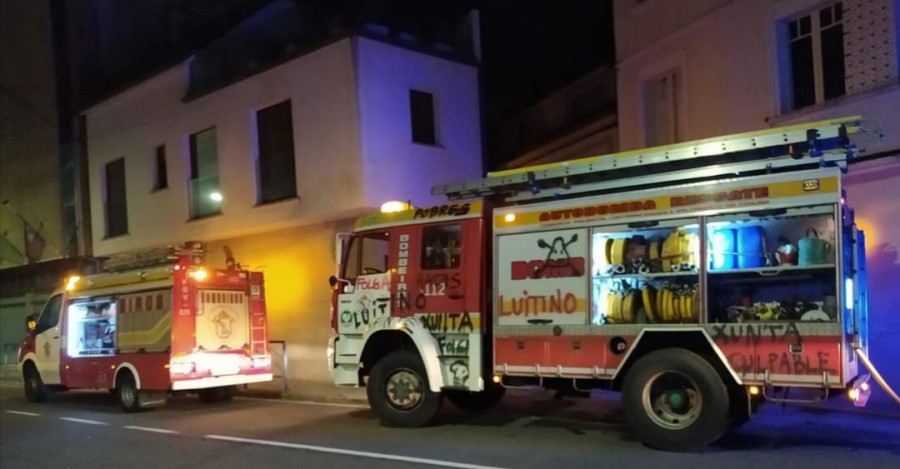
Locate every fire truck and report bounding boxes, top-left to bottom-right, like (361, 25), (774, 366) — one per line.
(18, 242), (272, 411)
(328, 116), (882, 450)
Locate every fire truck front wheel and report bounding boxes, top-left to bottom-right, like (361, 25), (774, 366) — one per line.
(23, 363), (48, 403)
(367, 350), (442, 427)
(622, 349), (730, 451)
(116, 371), (142, 413)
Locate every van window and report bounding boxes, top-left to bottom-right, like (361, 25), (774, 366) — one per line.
(422, 224), (461, 270)
(67, 299), (117, 357)
(35, 294), (63, 334)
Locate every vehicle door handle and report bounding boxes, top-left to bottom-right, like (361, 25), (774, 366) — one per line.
(52, 336), (59, 339)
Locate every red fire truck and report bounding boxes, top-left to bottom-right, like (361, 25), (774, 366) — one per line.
(18, 243), (272, 411)
(328, 116), (878, 450)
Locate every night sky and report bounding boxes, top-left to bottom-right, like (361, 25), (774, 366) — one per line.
(480, 0), (614, 119)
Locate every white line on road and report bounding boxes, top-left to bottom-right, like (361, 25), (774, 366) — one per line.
(206, 434), (509, 469)
(235, 397), (368, 409)
(4, 410), (40, 417)
(125, 426), (179, 434)
(58, 417), (108, 425)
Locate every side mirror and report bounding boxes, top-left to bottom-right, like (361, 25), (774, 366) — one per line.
(25, 314), (37, 333)
(329, 275), (339, 288)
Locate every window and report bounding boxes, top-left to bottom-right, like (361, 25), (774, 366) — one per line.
(422, 224), (461, 270)
(154, 145), (168, 190)
(35, 294), (62, 334)
(643, 69), (680, 147)
(66, 299), (117, 357)
(342, 233), (390, 280)
(785, 2), (845, 110)
(256, 100), (297, 204)
(189, 127), (221, 218)
(104, 158), (128, 237)
(409, 89), (437, 145)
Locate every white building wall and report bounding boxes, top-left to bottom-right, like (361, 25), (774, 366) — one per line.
(355, 37), (482, 206)
(86, 39), (364, 257)
(86, 37), (482, 257)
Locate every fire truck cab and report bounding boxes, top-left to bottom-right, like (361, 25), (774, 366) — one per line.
(328, 116), (874, 450)
(18, 242), (272, 411)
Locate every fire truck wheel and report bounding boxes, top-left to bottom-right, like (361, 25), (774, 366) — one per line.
(116, 372), (142, 413)
(622, 349), (730, 451)
(23, 364), (48, 403)
(445, 383), (506, 411)
(367, 350), (442, 427)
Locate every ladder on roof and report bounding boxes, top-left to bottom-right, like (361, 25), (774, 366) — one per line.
(101, 241), (206, 272)
(434, 116), (869, 203)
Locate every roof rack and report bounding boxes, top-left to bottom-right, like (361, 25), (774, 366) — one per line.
(434, 116), (867, 203)
(101, 241), (206, 272)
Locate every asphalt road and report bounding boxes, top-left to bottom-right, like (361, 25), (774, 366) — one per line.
(1, 383), (898, 469)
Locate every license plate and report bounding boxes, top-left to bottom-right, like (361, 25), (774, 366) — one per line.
(211, 365), (239, 376)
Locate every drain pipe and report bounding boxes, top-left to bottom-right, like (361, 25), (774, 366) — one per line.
(853, 346), (900, 407)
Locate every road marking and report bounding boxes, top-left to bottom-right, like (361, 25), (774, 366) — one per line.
(4, 410), (40, 417)
(236, 397), (368, 409)
(125, 425), (179, 434)
(205, 435), (508, 469)
(58, 417), (107, 425)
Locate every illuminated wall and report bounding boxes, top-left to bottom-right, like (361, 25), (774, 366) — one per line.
(203, 220), (359, 399)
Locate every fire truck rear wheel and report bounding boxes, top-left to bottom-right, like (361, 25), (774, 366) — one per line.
(116, 372), (142, 413)
(445, 383), (506, 411)
(367, 350), (442, 427)
(23, 363), (48, 403)
(622, 348), (730, 451)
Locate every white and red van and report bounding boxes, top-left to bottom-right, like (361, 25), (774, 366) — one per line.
(17, 244), (272, 411)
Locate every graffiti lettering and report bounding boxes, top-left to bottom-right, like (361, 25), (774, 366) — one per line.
(419, 312), (475, 334)
(499, 289), (580, 316)
(436, 336), (469, 356)
(339, 296), (390, 330)
(727, 351), (835, 376)
(711, 322), (802, 346)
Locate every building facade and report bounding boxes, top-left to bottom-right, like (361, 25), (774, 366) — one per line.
(495, 66), (618, 169)
(83, 36), (482, 397)
(614, 0), (900, 409)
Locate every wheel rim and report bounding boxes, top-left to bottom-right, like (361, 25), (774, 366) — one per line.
(121, 383), (136, 408)
(641, 371), (702, 430)
(25, 373), (36, 395)
(384, 368), (423, 411)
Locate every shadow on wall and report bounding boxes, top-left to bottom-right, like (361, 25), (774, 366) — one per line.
(864, 242), (900, 409)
